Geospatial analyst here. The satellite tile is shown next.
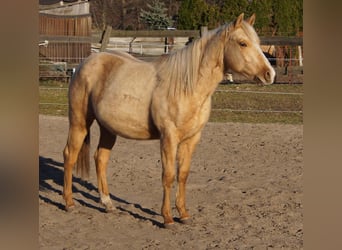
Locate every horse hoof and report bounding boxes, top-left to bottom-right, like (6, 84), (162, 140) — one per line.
(65, 205), (75, 212)
(163, 222), (176, 229)
(180, 217), (192, 225)
(105, 206), (116, 213)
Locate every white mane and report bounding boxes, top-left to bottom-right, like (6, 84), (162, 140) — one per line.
(155, 24), (230, 97)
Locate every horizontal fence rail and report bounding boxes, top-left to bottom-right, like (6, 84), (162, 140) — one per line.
(213, 109), (302, 113)
(39, 34), (303, 45)
(39, 87), (303, 114)
(91, 29), (303, 45)
(39, 87), (304, 94)
(107, 29), (201, 39)
(39, 35), (94, 43)
(215, 89), (303, 96)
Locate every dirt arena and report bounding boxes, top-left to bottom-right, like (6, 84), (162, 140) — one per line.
(39, 115), (303, 249)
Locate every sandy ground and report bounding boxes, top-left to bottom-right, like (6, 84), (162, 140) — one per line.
(39, 115), (303, 249)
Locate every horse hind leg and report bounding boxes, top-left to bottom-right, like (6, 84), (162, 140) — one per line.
(63, 124), (90, 211)
(94, 125), (117, 212)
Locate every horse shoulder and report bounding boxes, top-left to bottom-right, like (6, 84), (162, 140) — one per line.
(151, 93), (211, 142)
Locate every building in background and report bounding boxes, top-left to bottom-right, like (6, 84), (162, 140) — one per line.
(39, 0), (91, 68)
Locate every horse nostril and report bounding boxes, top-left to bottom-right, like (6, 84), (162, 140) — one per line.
(264, 69), (275, 83)
(265, 71), (271, 81)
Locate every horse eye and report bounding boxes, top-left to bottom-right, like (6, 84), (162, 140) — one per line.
(239, 41), (247, 47)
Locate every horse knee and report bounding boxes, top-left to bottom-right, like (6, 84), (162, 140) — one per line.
(162, 172), (175, 187)
(63, 146), (69, 161)
(94, 153), (108, 166)
(63, 146), (76, 170)
(178, 170), (189, 182)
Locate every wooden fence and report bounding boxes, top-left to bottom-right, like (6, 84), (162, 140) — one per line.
(39, 26), (303, 83)
(39, 13), (92, 66)
(92, 27), (303, 44)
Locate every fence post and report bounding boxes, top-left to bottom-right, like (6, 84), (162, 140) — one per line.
(298, 46), (303, 66)
(100, 25), (112, 52)
(129, 37), (136, 54)
(200, 26), (208, 37)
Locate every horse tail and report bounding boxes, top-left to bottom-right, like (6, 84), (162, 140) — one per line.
(69, 59), (94, 180)
(76, 131), (91, 179)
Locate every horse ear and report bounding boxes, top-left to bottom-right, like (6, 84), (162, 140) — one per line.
(234, 13), (244, 27)
(247, 13), (256, 26)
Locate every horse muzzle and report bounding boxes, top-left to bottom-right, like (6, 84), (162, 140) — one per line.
(256, 66), (276, 85)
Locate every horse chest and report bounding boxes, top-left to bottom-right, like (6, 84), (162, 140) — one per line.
(176, 98), (212, 139)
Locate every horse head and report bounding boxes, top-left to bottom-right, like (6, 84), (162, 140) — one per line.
(223, 13), (275, 85)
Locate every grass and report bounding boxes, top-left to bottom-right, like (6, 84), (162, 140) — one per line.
(211, 83), (303, 124)
(39, 80), (303, 124)
(39, 80), (69, 116)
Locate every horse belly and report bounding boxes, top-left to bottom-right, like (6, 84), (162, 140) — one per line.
(108, 108), (158, 139)
(95, 88), (159, 140)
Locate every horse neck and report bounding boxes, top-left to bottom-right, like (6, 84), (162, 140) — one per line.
(195, 31), (225, 97)
(154, 28), (225, 98)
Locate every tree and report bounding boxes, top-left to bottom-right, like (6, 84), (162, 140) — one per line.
(247, 0), (273, 35)
(218, 0), (250, 24)
(177, 0), (219, 29)
(140, 0), (173, 30)
(89, 0), (303, 33)
(271, 0), (303, 35)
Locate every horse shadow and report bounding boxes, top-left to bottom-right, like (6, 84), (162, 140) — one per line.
(39, 156), (163, 227)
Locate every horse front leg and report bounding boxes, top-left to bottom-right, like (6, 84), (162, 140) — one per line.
(176, 132), (201, 224)
(160, 131), (178, 227)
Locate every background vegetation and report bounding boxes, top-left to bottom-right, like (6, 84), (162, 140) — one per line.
(90, 0), (303, 35)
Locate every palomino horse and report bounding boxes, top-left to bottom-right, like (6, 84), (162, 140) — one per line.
(63, 13), (275, 227)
